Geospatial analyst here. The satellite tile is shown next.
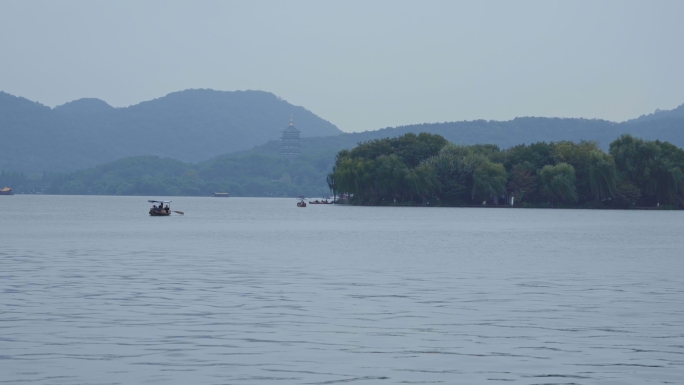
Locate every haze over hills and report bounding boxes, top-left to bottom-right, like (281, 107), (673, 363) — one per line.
(3, 97), (684, 197)
(2, 86), (684, 178)
(0, 89), (341, 172)
(250, 111), (684, 158)
(627, 103), (684, 124)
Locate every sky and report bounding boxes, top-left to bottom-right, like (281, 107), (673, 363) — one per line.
(1, 0), (683, 132)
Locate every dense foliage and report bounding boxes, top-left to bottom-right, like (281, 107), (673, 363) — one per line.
(3, 131), (683, 207)
(1, 150), (336, 198)
(327, 133), (684, 208)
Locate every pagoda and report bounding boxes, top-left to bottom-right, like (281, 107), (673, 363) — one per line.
(280, 117), (301, 156)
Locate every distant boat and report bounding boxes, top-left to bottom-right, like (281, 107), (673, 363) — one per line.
(148, 200), (174, 216)
(0, 187), (13, 195)
(212, 192), (230, 197)
(297, 198), (307, 207)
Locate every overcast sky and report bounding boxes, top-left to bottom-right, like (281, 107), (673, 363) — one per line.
(1, 1), (682, 132)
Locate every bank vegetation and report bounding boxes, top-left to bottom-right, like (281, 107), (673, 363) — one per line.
(326, 133), (684, 209)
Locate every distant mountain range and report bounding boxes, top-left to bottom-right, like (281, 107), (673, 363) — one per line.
(0, 89), (341, 172)
(2, 87), (683, 174)
(250, 111), (684, 158)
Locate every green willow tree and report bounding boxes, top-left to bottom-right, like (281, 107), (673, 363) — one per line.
(610, 134), (684, 205)
(422, 145), (488, 204)
(538, 163), (579, 204)
(587, 150), (618, 201)
(471, 161), (507, 202)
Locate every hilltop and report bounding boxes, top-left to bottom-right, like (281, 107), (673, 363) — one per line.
(628, 103), (684, 124)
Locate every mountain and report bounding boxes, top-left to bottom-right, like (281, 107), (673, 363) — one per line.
(628, 103), (684, 124)
(248, 115), (684, 158)
(0, 89), (341, 172)
(3, 88), (683, 174)
(53, 98), (116, 114)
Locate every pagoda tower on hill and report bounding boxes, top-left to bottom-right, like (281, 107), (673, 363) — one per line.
(280, 117), (301, 156)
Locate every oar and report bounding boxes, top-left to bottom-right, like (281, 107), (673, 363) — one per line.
(173, 211), (184, 215)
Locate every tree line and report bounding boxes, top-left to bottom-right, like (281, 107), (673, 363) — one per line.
(326, 133), (684, 208)
(0, 150), (336, 198)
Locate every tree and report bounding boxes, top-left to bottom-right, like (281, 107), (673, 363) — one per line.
(503, 142), (554, 171)
(507, 164), (537, 203)
(613, 181), (641, 208)
(610, 135), (684, 205)
(538, 163), (578, 204)
(587, 151), (618, 201)
(373, 155), (409, 203)
(326, 172), (337, 201)
(406, 162), (439, 205)
(423, 145), (484, 204)
(471, 161), (507, 202)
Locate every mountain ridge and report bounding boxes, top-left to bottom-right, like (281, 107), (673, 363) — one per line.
(3, 88), (684, 174)
(0, 89), (342, 172)
(628, 103), (684, 124)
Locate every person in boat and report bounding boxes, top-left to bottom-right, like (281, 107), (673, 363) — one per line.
(164, 204), (169, 213)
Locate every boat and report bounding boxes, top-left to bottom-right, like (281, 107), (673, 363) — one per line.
(0, 187), (13, 195)
(297, 198), (307, 207)
(148, 200), (173, 216)
(308, 199), (330, 204)
(212, 192), (230, 197)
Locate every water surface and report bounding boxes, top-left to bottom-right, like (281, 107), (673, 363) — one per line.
(1, 196), (683, 384)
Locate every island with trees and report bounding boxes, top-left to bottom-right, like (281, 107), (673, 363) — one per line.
(326, 133), (684, 209)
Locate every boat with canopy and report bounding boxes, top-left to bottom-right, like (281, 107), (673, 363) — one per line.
(148, 200), (182, 216)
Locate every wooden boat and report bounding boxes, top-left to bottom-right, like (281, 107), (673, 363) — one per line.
(212, 192), (229, 197)
(0, 187), (13, 195)
(148, 200), (172, 216)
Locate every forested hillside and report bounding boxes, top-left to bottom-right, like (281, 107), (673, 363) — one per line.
(0, 89), (341, 172)
(0, 149), (336, 198)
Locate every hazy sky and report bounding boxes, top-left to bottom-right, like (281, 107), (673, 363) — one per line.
(1, 1), (683, 132)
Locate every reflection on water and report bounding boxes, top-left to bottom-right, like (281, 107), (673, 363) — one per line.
(1, 196), (683, 384)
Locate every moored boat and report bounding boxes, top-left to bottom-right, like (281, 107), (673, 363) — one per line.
(308, 199), (330, 204)
(0, 187), (13, 195)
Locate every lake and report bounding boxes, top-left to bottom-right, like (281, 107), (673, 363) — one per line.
(1, 195), (683, 384)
